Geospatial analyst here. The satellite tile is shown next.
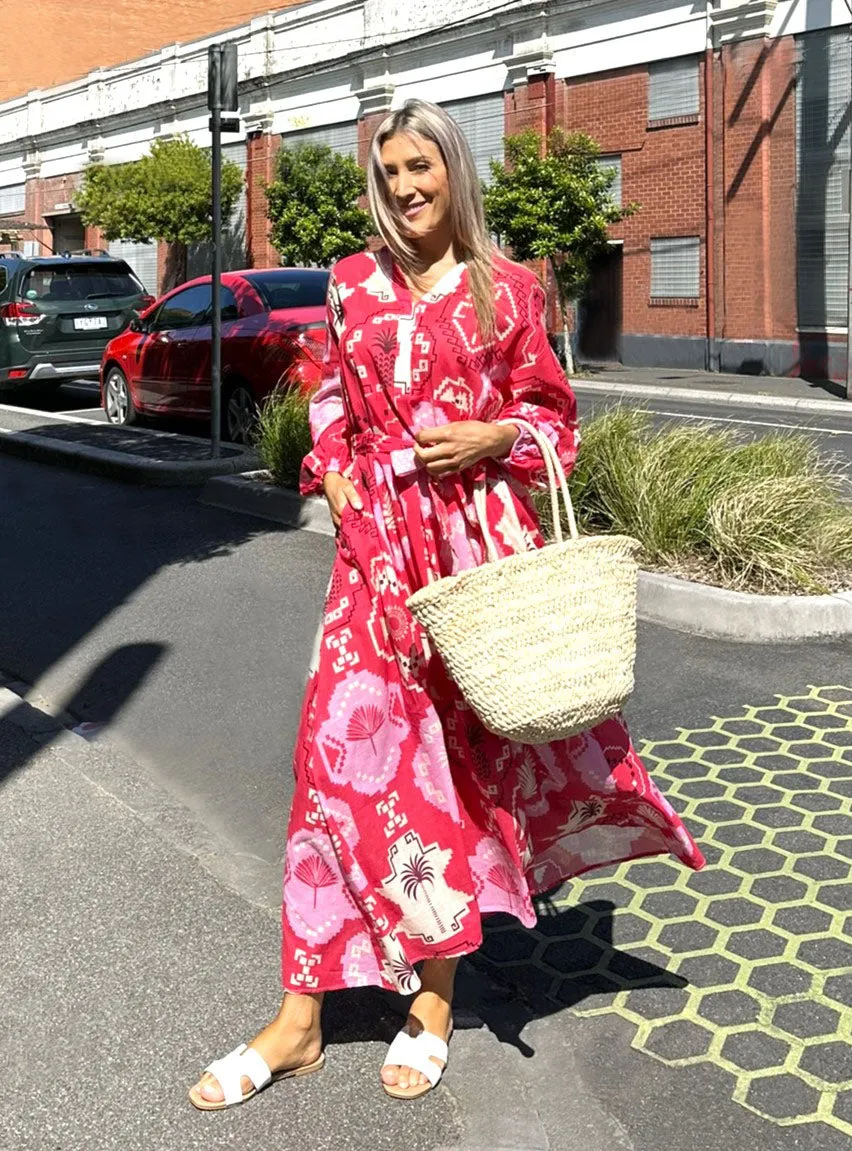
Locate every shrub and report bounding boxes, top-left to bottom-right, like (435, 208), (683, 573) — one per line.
(255, 386), (312, 489)
(538, 407), (852, 595)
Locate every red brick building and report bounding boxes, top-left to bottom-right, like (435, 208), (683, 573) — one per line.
(0, 1), (848, 379)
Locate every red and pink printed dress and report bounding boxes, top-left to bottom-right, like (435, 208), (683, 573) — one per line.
(281, 249), (704, 995)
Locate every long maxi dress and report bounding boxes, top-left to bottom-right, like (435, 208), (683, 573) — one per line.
(281, 250), (705, 996)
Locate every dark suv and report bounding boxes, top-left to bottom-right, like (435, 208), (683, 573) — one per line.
(0, 253), (154, 391)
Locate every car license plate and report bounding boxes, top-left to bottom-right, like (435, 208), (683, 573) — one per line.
(74, 316), (108, 331)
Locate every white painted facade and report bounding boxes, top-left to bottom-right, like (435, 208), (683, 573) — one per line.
(0, 0), (849, 193)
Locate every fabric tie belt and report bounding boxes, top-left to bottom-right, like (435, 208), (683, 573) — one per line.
(351, 430), (420, 479)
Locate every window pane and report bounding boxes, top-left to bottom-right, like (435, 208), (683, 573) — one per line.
(20, 261), (142, 301)
(651, 237), (700, 297)
(154, 284), (212, 329)
(280, 123), (358, 160)
(440, 95), (505, 183)
(0, 184), (25, 215)
(596, 155), (622, 207)
(248, 269), (330, 310)
(649, 58), (699, 120)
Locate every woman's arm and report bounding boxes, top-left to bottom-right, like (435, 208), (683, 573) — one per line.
(299, 275), (355, 498)
(495, 274), (579, 489)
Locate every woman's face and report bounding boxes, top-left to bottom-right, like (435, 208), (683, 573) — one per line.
(380, 132), (451, 243)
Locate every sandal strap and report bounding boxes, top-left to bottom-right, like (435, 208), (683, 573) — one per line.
(204, 1043), (272, 1106)
(383, 1029), (449, 1087)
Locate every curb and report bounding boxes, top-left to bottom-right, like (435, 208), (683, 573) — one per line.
(0, 426), (255, 486)
(200, 469), (336, 533)
(202, 471), (852, 642)
(639, 571), (852, 642)
(572, 377), (852, 416)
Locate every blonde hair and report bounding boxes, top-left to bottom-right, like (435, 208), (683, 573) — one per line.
(367, 98), (496, 342)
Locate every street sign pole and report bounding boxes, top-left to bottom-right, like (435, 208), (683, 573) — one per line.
(209, 44), (223, 458)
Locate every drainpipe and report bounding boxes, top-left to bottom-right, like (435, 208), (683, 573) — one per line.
(705, 43), (720, 372)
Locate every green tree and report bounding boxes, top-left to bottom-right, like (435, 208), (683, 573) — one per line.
(76, 136), (243, 291)
(484, 128), (636, 374)
(266, 142), (371, 266)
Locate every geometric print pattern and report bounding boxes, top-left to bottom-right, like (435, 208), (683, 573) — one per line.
(479, 686), (852, 1138)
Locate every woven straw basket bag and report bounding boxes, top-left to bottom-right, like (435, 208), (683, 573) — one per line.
(407, 418), (640, 745)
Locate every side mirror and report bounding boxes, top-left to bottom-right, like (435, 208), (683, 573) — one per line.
(129, 316), (145, 333)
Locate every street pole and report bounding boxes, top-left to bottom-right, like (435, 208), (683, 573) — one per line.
(845, 3), (852, 399)
(209, 45), (223, 458)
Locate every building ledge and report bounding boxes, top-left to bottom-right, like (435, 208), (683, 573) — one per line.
(710, 0), (778, 47)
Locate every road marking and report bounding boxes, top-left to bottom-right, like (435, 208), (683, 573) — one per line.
(57, 408), (105, 418)
(640, 407), (852, 438)
(0, 401), (104, 424)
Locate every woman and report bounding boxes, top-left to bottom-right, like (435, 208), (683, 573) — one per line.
(189, 99), (704, 1108)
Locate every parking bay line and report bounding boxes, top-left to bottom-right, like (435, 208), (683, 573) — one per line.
(641, 407), (852, 437)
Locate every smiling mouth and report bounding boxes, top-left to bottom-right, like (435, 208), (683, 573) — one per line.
(402, 201), (428, 220)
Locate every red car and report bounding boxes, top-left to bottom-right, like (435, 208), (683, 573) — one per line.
(100, 267), (328, 442)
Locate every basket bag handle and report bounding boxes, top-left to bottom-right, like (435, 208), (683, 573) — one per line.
(473, 418), (579, 563)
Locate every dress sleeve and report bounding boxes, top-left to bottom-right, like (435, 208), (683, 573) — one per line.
(497, 275), (579, 489)
(299, 274), (353, 497)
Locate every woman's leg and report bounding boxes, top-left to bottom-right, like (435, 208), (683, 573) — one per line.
(193, 990), (324, 1103)
(381, 956), (459, 1091)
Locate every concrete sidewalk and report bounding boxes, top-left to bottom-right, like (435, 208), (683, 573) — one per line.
(0, 403), (254, 484)
(574, 364), (852, 415)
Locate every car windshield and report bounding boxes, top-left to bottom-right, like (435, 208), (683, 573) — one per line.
(248, 270), (329, 310)
(20, 262), (143, 303)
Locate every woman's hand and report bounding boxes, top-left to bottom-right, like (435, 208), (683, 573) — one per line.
(414, 421), (519, 477)
(322, 472), (363, 528)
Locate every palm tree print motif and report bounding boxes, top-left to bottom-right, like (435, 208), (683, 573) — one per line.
(294, 853), (337, 909)
(346, 704), (386, 754)
(391, 958), (418, 992)
(400, 851), (446, 936)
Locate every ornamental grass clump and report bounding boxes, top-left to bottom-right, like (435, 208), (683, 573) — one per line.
(255, 386), (312, 489)
(541, 407), (852, 595)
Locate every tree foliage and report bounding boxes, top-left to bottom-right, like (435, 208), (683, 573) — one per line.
(266, 142), (371, 266)
(76, 136), (243, 245)
(484, 128), (636, 370)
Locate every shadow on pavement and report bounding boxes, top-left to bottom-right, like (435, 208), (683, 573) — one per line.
(460, 900), (686, 1058)
(0, 642), (166, 786)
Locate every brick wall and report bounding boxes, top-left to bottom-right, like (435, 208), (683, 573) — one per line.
(717, 37), (797, 344)
(246, 131), (280, 269)
(0, 1), (305, 103)
(562, 61), (708, 341)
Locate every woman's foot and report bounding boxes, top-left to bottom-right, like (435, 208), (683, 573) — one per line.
(192, 992), (323, 1105)
(381, 958), (457, 1092)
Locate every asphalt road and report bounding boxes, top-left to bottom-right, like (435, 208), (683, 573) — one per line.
(1, 450), (849, 881)
(7, 377), (852, 481)
(2, 453), (851, 1151)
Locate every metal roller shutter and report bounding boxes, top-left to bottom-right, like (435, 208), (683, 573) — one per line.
(440, 95), (505, 183)
(0, 184), (25, 215)
(651, 237), (700, 299)
(187, 141), (248, 280)
(796, 28), (852, 328)
(280, 122), (359, 160)
(648, 58), (700, 121)
(107, 239), (158, 294)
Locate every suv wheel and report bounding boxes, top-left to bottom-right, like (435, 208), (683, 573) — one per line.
(104, 366), (137, 426)
(224, 382), (257, 445)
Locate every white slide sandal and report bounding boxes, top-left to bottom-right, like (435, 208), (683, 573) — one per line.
(381, 1026), (452, 1100)
(188, 1042), (325, 1111)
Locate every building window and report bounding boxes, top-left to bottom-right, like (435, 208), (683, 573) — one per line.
(596, 155), (622, 207)
(0, 184), (25, 216)
(650, 237), (700, 299)
(648, 58), (700, 123)
(439, 94), (505, 182)
(281, 122), (359, 160)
